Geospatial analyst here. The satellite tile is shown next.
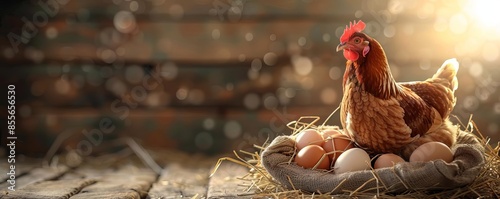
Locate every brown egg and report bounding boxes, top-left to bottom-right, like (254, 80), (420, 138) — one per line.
(321, 129), (341, 139)
(374, 153), (406, 169)
(409, 142), (454, 163)
(321, 134), (353, 164)
(294, 145), (330, 169)
(295, 129), (323, 150)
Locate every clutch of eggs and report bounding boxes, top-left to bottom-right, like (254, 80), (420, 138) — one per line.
(294, 128), (369, 173)
(293, 129), (455, 173)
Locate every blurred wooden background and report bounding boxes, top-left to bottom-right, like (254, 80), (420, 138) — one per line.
(0, 0), (499, 157)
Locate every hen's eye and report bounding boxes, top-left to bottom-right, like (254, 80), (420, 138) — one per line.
(353, 38), (361, 44)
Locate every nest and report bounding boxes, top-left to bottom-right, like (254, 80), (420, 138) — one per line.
(211, 114), (500, 198)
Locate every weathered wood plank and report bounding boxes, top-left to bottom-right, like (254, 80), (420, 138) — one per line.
(147, 163), (210, 198)
(69, 165), (158, 199)
(0, 159), (38, 184)
(207, 161), (251, 198)
(57, 166), (116, 180)
(0, 166), (69, 192)
(1, 179), (96, 199)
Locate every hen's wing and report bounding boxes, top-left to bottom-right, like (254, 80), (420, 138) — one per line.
(398, 59), (459, 137)
(397, 85), (438, 138)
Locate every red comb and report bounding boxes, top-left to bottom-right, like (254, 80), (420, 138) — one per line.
(340, 20), (366, 43)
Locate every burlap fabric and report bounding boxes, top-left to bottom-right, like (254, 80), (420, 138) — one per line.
(261, 129), (485, 194)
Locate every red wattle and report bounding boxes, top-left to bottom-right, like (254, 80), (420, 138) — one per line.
(343, 49), (359, 61)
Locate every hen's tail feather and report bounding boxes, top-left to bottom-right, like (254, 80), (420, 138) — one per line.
(432, 58), (459, 91)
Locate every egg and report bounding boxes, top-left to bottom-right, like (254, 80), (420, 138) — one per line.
(294, 145), (330, 169)
(333, 148), (371, 174)
(321, 134), (353, 164)
(321, 129), (341, 139)
(295, 129), (323, 150)
(409, 142), (454, 163)
(374, 153), (406, 169)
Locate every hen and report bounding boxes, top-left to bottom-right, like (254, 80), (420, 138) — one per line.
(336, 20), (459, 160)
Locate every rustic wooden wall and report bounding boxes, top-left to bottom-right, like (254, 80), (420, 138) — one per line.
(0, 0), (499, 156)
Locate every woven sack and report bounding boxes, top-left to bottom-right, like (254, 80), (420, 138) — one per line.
(261, 128), (485, 194)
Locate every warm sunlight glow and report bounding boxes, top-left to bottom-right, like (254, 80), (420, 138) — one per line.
(466, 0), (500, 29)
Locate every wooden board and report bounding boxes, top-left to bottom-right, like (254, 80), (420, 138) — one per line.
(0, 166), (69, 192)
(147, 163), (210, 198)
(0, 153), (259, 198)
(1, 179), (96, 199)
(0, 159), (38, 183)
(207, 161), (251, 198)
(68, 165), (158, 199)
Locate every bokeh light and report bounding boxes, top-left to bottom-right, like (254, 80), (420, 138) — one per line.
(176, 87), (189, 100)
(203, 118), (216, 130)
(160, 62), (178, 80)
(100, 49), (117, 64)
(243, 93), (260, 110)
(269, 34), (277, 41)
(463, 95), (480, 112)
(383, 25), (396, 38)
(320, 87), (338, 105)
(45, 27), (58, 39)
(298, 37), (307, 46)
(247, 68), (259, 80)
(292, 55), (313, 76)
(245, 33), (253, 41)
(129, 1), (139, 12)
(187, 89), (205, 105)
(55, 78), (71, 94)
(263, 93), (278, 109)
(263, 52), (278, 66)
(251, 58), (262, 71)
(195, 132), (213, 150)
(238, 54), (246, 62)
(212, 29), (221, 40)
(106, 77), (127, 96)
(224, 120), (242, 139)
(329, 66), (342, 80)
(114, 11), (136, 33)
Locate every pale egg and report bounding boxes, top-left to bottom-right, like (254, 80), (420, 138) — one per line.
(322, 134), (353, 164)
(295, 129), (323, 150)
(374, 153), (406, 169)
(294, 145), (330, 169)
(409, 142), (454, 163)
(333, 148), (371, 174)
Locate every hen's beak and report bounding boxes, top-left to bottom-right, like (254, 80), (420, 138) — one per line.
(336, 42), (346, 52)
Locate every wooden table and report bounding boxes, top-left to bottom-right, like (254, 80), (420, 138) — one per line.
(0, 150), (256, 199)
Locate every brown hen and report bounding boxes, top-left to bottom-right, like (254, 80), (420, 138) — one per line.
(336, 21), (459, 160)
